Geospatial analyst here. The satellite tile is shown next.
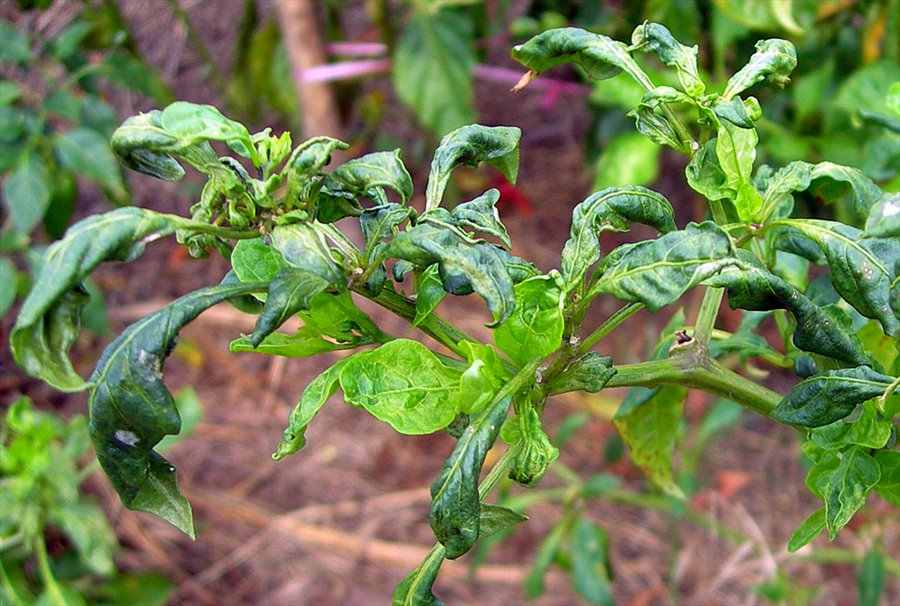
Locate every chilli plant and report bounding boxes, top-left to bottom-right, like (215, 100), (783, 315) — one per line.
(8, 22), (900, 604)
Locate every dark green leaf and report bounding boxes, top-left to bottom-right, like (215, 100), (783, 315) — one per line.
(272, 357), (352, 460)
(548, 353), (616, 394)
(592, 221), (736, 311)
(450, 189), (510, 248)
(361, 203), (413, 264)
(429, 396), (511, 558)
(631, 22), (704, 96)
(787, 507), (825, 552)
(425, 124), (520, 210)
(614, 384), (686, 498)
(392, 549), (445, 606)
(494, 275), (564, 365)
(569, 517), (614, 606)
(3, 152), (50, 234)
(773, 367), (895, 427)
(320, 150), (413, 220)
(723, 38), (797, 100)
(341, 339), (461, 435)
(393, 11), (475, 136)
(806, 447), (880, 539)
(249, 269), (331, 346)
(89, 283), (262, 537)
(561, 185), (676, 289)
(11, 208), (185, 391)
(865, 193), (900, 238)
(54, 128), (128, 203)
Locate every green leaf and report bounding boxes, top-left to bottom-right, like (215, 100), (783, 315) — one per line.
(341, 339), (461, 434)
(230, 237), (286, 286)
(110, 110), (186, 181)
(858, 548), (884, 606)
(0, 257), (16, 316)
(706, 260), (872, 366)
(772, 367), (895, 427)
(429, 395), (510, 558)
(11, 208), (185, 391)
(723, 38), (797, 100)
(453, 340), (508, 415)
(230, 329), (345, 358)
(269, 223), (343, 283)
(425, 124), (521, 211)
(511, 27), (652, 87)
(561, 185), (676, 289)
(3, 152), (50, 234)
(809, 401), (892, 451)
(548, 353), (616, 394)
(807, 447), (880, 539)
(614, 385), (686, 498)
(715, 121), (762, 221)
(787, 507), (825, 552)
(0, 21), (31, 63)
(450, 189), (511, 248)
(249, 269), (331, 346)
(393, 11), (475, 136)
(594, 132), (660, 190)
(361, 203), (413, 264)
(865, 193), (900, 238)
(478, 504), (527, 538)
(272, 357), (352, 460)
(392, 548), (445, 606)
(592, 221), (736, 311)
(494, 275), (564, 366)
(160, 101), (256, 164)
(770, 219), (899, 337)
(569, 517), (614, 606)
(685, 138), (729, 202)
(631, 22), (704, 96)
(414, 265), (446, 326)
(89, 283), (261, 537)
(0, 80), (21, 105)
(875, 451), (900, 506)
(508, 407), (559, 486)
(388, 223), (516, 325)
(54, 128), (128, 202)
(320, 150), (413, 220)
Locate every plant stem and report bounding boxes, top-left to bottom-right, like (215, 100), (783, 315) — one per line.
(0, 559), (25, 606)
(577, 302), (643, 355)
(34, 537), (66, 606)
(693, 287), (724, 346)
(602, 358), (781, 416)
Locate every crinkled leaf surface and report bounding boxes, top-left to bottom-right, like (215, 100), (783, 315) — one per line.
(429, 395), (511, 558)
(320, 150), (413, 220)
(414, 264), (447, 326)
(340, 339), (461, 435)
(723, 38), (797, 100)
(231, 237), (286, 285)
(807, 447), (881, 539)
(548, 353), (616, 394)
(494, 275), (564, 366)
(771, 366), (895, 427)
(561, 185), (676, 289)
(249, 269), (332, 346)
(715, 121), (762, 221)
(425, 125), (520, 210)
(450, 189), (510, 248)
(631, 22), (703, 96)
(89, 283), (261, 537)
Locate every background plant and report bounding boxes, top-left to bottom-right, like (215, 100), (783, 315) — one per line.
(7, 15), (900, 606)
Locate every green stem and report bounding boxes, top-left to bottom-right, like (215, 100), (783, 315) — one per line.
(577, 302), (643, 355)
(176, 220), (260, 240)
(602, 358), (781, 417)
(0, 559), (25, 606)
(693, 287), (724, 347)
(34, 537), (66, 606)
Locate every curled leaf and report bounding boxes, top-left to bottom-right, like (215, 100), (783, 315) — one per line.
(723, 38), (797, 100)
(631, 22), (704, 96)
(772, 367), (895, 427)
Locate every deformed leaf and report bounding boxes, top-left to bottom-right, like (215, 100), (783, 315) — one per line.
(548, 353), (616, 394)
(771, 366), (895, 427)
(89, 283), (263, 537)
(11, 208), (187, 391)
(160, 101), (257, 164)
(715, 121), (763, 221)
(631, 22), (704, 96)
(249, 269), (331, 346)
(320, 150), (413, 220)
(341, 339), (461, 435)
(272, 357), (353, 460)
(865, 193), (900, 238)
(723, 38), (797, 100)
(425, 124), (521, 210)
(685, 138), (729, 202)
(807, 447), (880, 539)
(392, 549), (446, 606)
(361, 203), (413, 264)
(561, 185), (676, 289)
(810, 401), (892, 451)
(429, 395), (511, 558)
(414, 265), (446, 326)
(614, 384), (687, 498)
(508, 407), (559, 486)
(450, 189), (510, 248)
(494, 275), (565, 366)
(592, 221), (737, 311)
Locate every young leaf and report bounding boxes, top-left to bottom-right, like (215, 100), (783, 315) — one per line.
(770, 219), (899, 336)
(454, 340), (508, 415)
(450, 189), (510, 248)
(341, 339), (461, 435)
(548, 353), (616, 394)
(110, 110), (186, 181)
(159, 101), (257, 164)
(272, 357), (353, 460)
(631, 22), (704, 96)
(723, 38), (797, 100)
(11, 208), (186, 391)
(3, 151), (50, 234)
(787, 508), (825, 553)
(561, 185), (676, 289)
(614, 385), (686, 498)
(715, 121), (763, 221)
(429, 396), (511, 559)
(414, 265), (447, 326)
(511, 27), (652, 88)
(569, 517), (614, 606)
(592, 221), (737, 311)
(685, 138), (729, 202)
(89, 283), (262, 538)
(809, 401), (892, 451)
(508, 408), (559, 486)
(319, 150), (413, 220)
(393, 11), (475, 137)
(361, 203), (413, 264)
(425, 124), (521, 211)
(392, 548), (446, 606)
(808, 447), (881, 539)
(494, 275), (565, 366)
(771, 367), (895, 427)
(231, 237), (287, 285)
